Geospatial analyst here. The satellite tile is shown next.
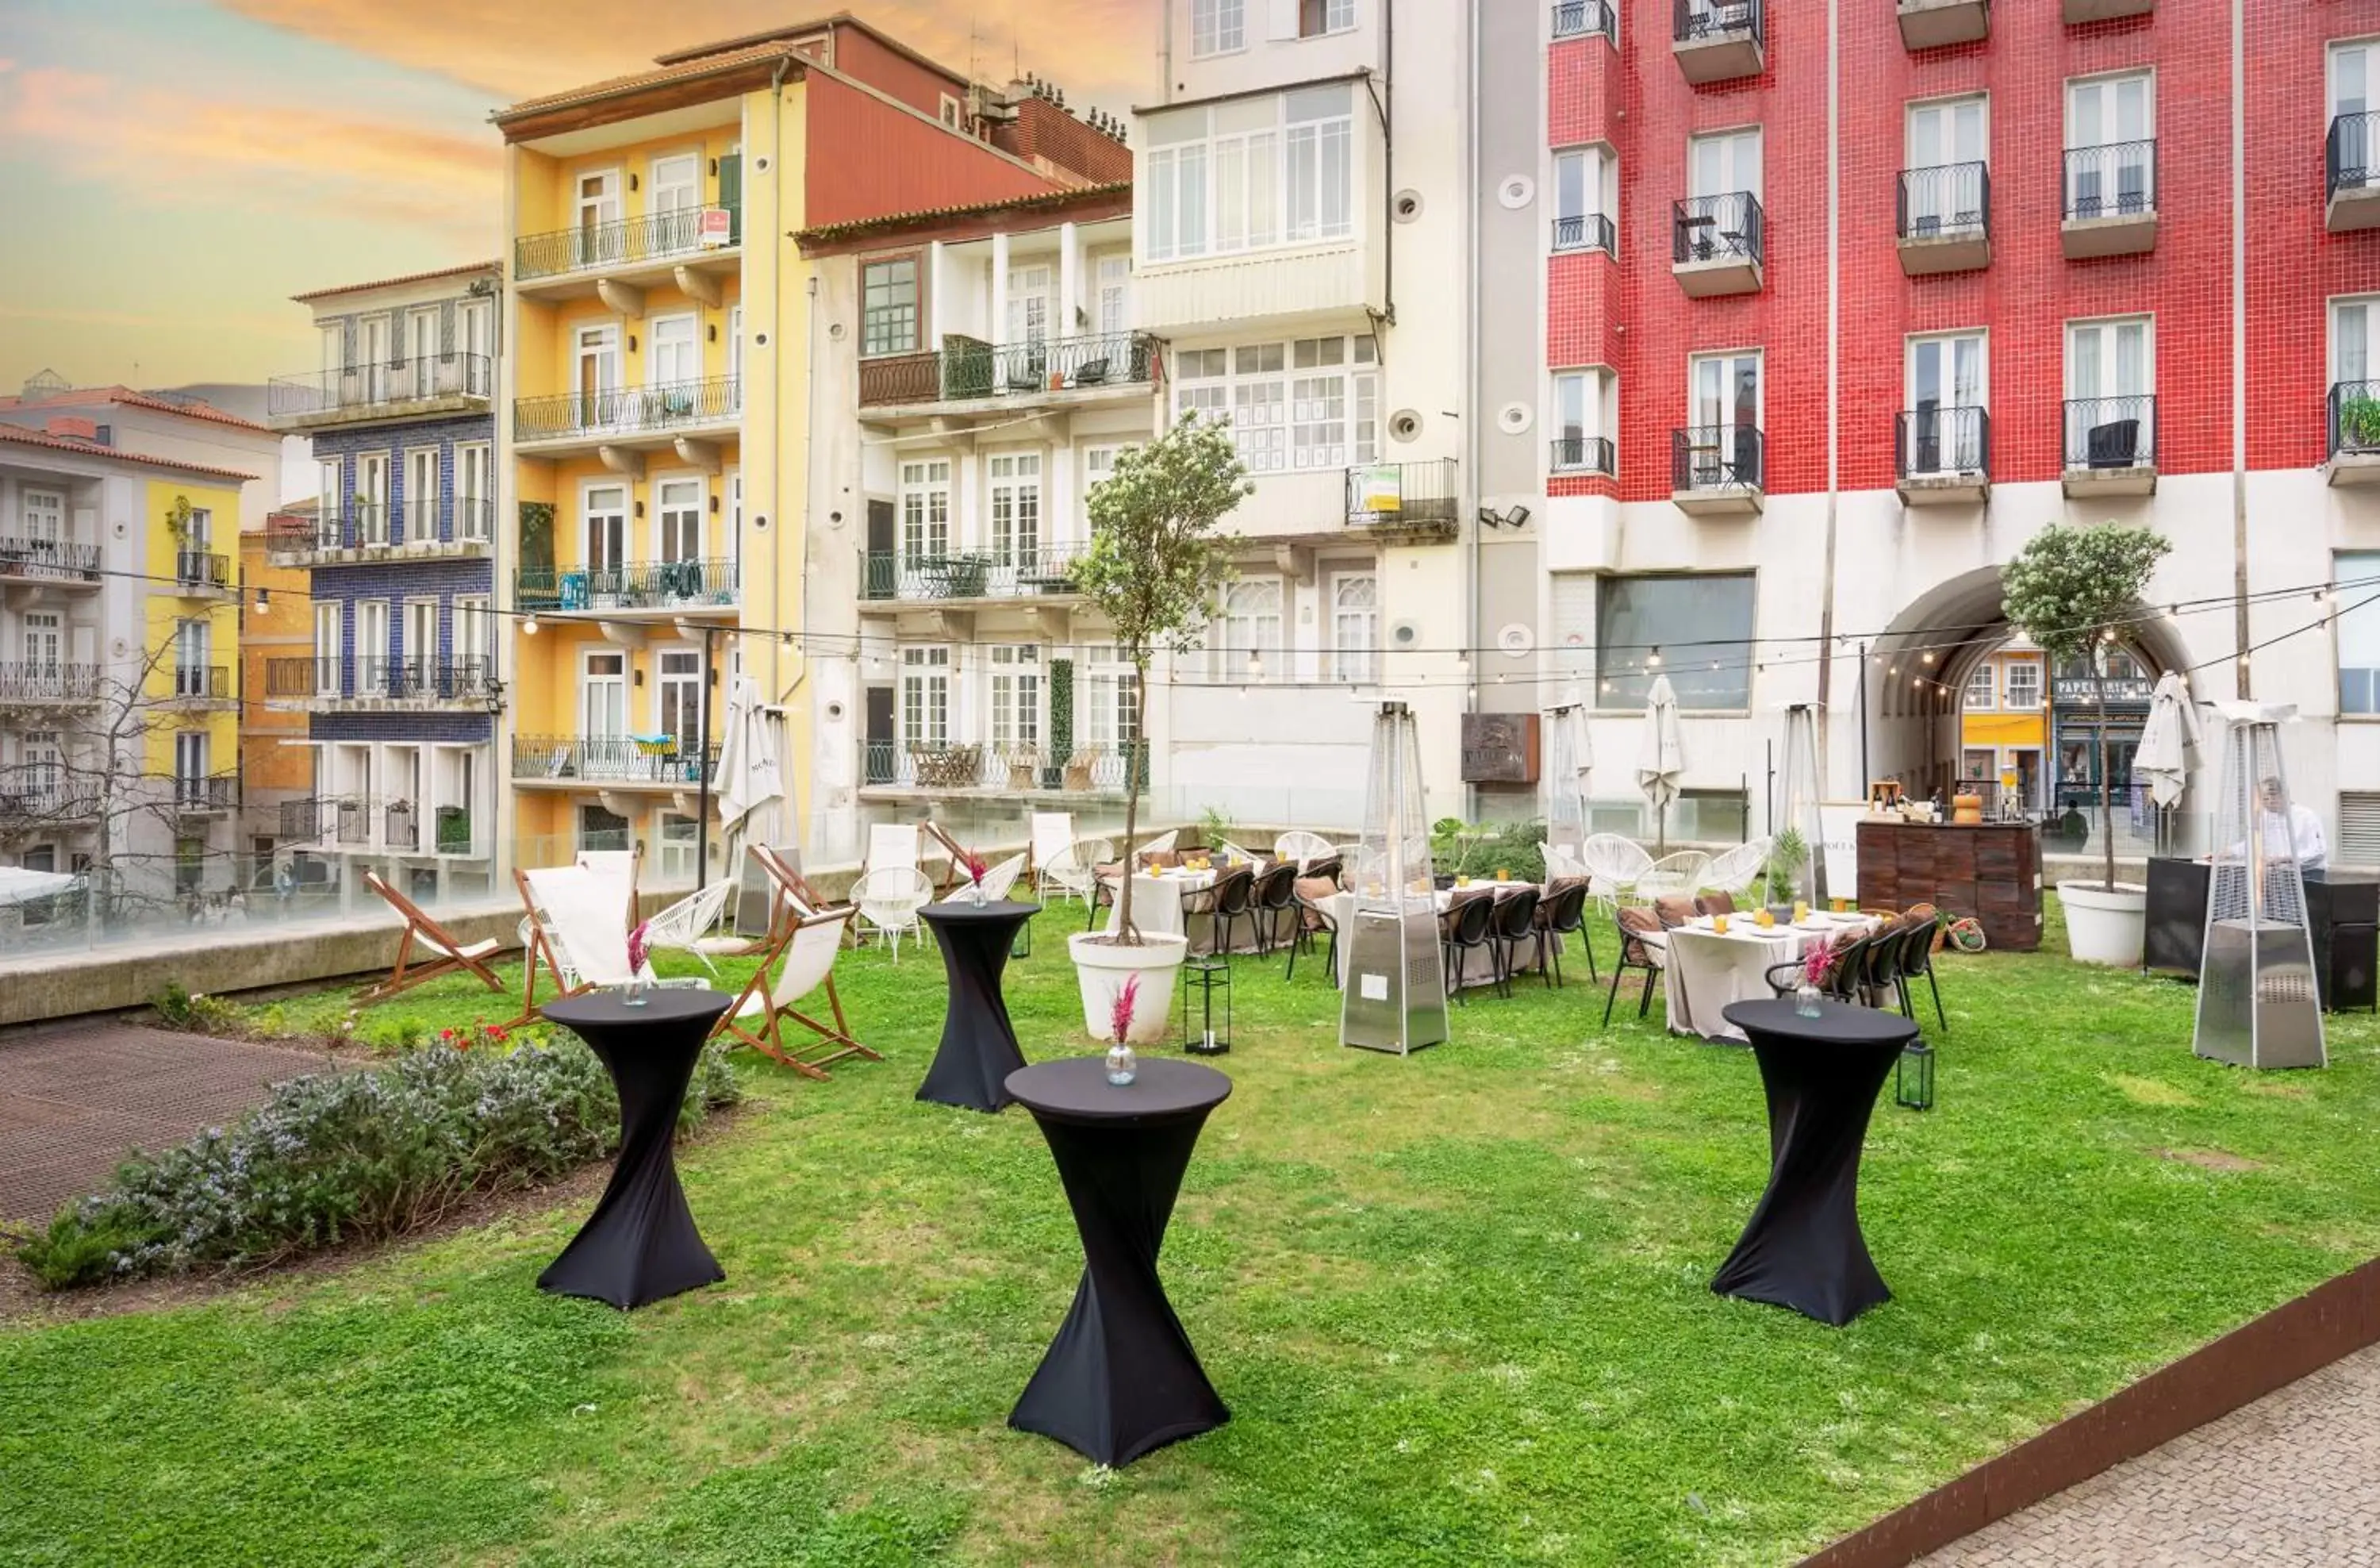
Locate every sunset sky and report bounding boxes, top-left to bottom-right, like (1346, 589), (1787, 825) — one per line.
(0, 0), (1153, 393)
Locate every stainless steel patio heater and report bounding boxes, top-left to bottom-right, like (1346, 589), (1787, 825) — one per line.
(1342, 699), (1449, 1055)
(2194, 702), (2326, 1070)
(1779, 702), (1827, 905)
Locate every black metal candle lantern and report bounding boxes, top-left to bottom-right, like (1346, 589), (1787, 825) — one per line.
(1896, 1040), (1935, 1111)
(1180, 957), (1231, 1055)
(1011, 909), (1032, 961)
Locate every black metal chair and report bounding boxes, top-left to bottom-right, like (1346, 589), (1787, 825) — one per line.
(1765, 931), (1872, 1002)
(1200, 866), (1258, 958)
(1863, 921), (1914, 1016)
(1252, 861), (1299, 955)
(1896, 911), (1948, 1032)
(1489, 887), (1542, 998)
(1604, 907), (1668, 1027)
(1534, 879), (1595, 986)
(1442, 893), (1498, 1007)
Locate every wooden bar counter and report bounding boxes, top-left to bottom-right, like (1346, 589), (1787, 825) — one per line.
(1856, 820), (2043, 951)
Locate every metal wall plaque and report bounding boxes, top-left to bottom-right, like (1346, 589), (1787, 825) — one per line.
(1460, 712), (1540, 784)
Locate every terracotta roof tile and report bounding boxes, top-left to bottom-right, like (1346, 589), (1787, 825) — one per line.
(493, 42), (806, 125)
(0, 424), (259, 482)
(0, 386), (272, 435)
(793, 180), (1132, 246)
(290, 260), (499, 304)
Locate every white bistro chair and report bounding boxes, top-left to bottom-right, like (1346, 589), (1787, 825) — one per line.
(854, 866), (932, 961)
(1274, 829), (1336, 871)
(1703, 837), (1774, 903)
(1580, 833), (1656, 910)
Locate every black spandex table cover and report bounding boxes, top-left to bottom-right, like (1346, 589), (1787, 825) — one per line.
(537, 987), (733, 1310)
(916, 899), (1039, 1113)
(1004, 1056), (1232, 1466)
(1712, 998), (1919, 1327)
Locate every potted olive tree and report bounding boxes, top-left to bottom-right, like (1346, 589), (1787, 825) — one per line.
(2001, 521), (2172, 966)
(1065, 413), (1250, 1043)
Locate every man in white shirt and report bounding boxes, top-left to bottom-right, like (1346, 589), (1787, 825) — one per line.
(2216, 778), (2327, 892)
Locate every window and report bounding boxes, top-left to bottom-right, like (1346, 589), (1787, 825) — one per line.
(658, 813), (698, 880)
(1218, 578), (1283, 678)
(1084, 444), (1135, 494)
(862, 258), (919, 357)
(2003, 658), (2042, 711)
(1905, 332), (1987, 474)
(1689, 127), (1762, 198)
(2335, 297), (2379, 390)
(657, 477), (703, 567)
(1964, 662), (1997, 711)
(2335, 45), (2380, 196)
(900, 646), (951, 747)
(1192, 0), (1244, 56)
(656, 647), (701, 746)
(1551, 369), (1611, 471)
(456, 596), (492, 674)
(2066, 73), (2154, 217)
(1007, 263), (1053, 348)
(1552, 146), (1611, 252)
(313, 601), (342, 695)
(20, 487), (63, 551)
(584, 483), (628, 580)
(21, 609), (60, 673)
(1144, 89), (1349, 263)
(989, 644), (1042, 750)
(1330, 572), (1377, 684)
(1095, 253), (1132, 336)
(648, 313), (699, 386)
(939, 94), (963, 129)
(1299, 0), (1356, 37)
(900, 459), (952, 562)
(1084, 645), (1141, 751)
(2340, 551), (2380, 714)
(986, 452), (1042, 567)
(2064, 317), (2152, 463)
(403, 447), (439, 540)
(1177, 336), (1376, 472)
(651, 152), (701, 252)
(1596, 574), (1756, 710)
(1905, 98), (1987, 234)
(1962, 748), (1997, 781)
(1689, 351), (1761, 430)
(455, 443), (493, 540)
(402, 599), (438, 678)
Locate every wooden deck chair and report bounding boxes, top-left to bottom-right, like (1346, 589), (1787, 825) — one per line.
(919, 820), (972, 899)
(357, 870), (505, 1003)
(715, 902), (875, 1079)
(509, 864), (648, 1025)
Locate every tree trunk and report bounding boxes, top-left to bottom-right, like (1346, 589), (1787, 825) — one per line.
(2095, 650), (2117, 894)
(1110, 662), (1150, 943)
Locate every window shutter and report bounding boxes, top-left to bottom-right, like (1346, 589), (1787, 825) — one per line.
(717, 153), (742, 244)
(2341, 793), (2380, 866)
(441, 301), (457, 355)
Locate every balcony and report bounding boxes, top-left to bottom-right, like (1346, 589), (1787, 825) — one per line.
(1897, 163), (1990, 275)
(1550, 436), (1616, 477)
(167, 664), (236, 710)
(171, 773), (239, 819)
(512, 376), (739, 462)
(1897, 0), (1987, 49)
(1895, 407), (1990, 505)
(1672, 0), (1763, 83)
(512, 732), (720, 791)
(1551, 0), (1616, 44)
(861, 740), (1131, 797)
(2328, 113), (2380, 233)
(0, 663), (101, 706)
(861, 544), (1088, 608)
(512, 206), (743, 303)
(0, 536), (102, 589)
(2061, 394), (2157, 496)
(266, 655), (501, 711)
(265, 354), (493, 432)
(2064, 0), (2149, 20)
(1672, 193), (1764, 296)
(1551, 214), (1617, 256)
(1345, 459), (1460, 540)
(172, 550), (232, 598)
(0, 770), (99, 828)
(265, 498), (494, 565)
(2061, 142), (2157, 258)
(1671, 425), (1764, 515)
(516, 558), (739, 617)
(2327, 382), (2380, 487)
(858, 332), (1161, 418)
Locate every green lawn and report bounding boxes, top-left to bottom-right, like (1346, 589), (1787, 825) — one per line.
(4, 902), (2378, 1567)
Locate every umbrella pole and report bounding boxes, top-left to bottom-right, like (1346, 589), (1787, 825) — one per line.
(695, 627), (716, 891)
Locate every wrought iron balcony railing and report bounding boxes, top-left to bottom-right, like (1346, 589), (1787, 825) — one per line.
(861, 544), (1088, 602)
(862, 740), (1131, 794)
(1673, 191), (1764, 267)
(1672, 425), (1765, 491)
(1674, 0), (1761, 46)
(0, 663), (102, 702)
(175, 550), (230, 591)
(0, 536), (102, 582)
(512, 733), (720, 786)
(516, 557), (739, 612)
(2063, 140), (2156, 221)
(2329, 112), (2380, 202)
(858, 331), (1161, 408)
(172, 773), (238, 813)
(1897, 162), (1990, 239)
(267, 497), (494, 555)
(171, 664), (232, 701)
(1550, 436), (1616, 475)
(514, 376), (741, 443)
(514, 206), (742, 280)
(1345, 459), (1461, 532)
(385, 801), (418, 851)
(1552, 213), (1617, 255)
(2332, 380), (2380, 459)
(2063, 394), (2157, 470)
(1553, 0), (1617, 41)
(0, 771), (100, 823)
(1895, 405), (1991, 478)
(267, 353), (492, 419)
(272, 655), (497, 703)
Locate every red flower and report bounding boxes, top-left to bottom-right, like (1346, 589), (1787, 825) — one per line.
(962, 848), (989, 886)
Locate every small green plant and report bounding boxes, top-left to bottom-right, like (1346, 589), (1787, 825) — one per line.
(151, 981), (196, 1028)
(1199, 803), (1235, 851)
(2342, 393), (2380, 448)
(1765, 828), (1810, 905)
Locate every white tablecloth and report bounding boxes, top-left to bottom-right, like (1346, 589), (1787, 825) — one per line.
(1101, 865), (1277, 954)
(1318, 883), (1559, 991)
(1662, 915), (1880, 1041)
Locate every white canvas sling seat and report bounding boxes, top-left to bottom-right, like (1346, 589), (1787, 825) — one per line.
(864, 822), (921, 876)
(854, 866), (933, 961)
(507, 864), (654, 1024)
(356, 870), (505, 1003)
(639, 878), (739, 971)
(573, 847), (641, 925)
(1137, 828), (1180, 856)
(1031, 812), (1080, 901)
(1273, 829), (1335, 870)
(716, 901), (873, 1080)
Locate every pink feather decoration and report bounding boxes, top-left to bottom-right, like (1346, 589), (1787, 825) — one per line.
(627, 919), (652, 976)
(1109, 971), (1140, 1044)
(962, 848), (989, 886)
(1801, 943), (1833, 988)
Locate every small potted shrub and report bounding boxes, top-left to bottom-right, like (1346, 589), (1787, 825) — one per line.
(1764, 827), (1808, 919)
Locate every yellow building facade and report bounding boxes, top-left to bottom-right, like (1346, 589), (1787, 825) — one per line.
(1958, 641), (2048, 812)
(238, 513), (315, 858)
(143, 478), (246, 893)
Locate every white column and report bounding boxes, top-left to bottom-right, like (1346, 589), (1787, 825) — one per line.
(1058, 221), (1082, 340)
(926, 241), (948, 350)
(988, 232), (1011, 349)
(1050, 438), (1077, 550)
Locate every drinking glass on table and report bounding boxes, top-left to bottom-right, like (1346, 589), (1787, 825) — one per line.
(1795, 900), (1810, 923)
(1712, 913), (1730, 935)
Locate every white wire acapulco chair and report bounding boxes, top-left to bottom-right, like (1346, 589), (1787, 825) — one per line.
(1274, 829), (1336, 871)
(854, 866), (933, 961)
(1041, 834), (1111, 908)
(977, 852), (1027, 903)
(638, 878), (739, 971)
(1703, 837), (1773, 902)
(1636, 850), (1714, 903)
(1580, 833), (1656, 910)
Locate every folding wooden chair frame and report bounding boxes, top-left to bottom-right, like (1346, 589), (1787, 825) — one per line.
(357, 870), (507, 1004)
(713, 904), (877, 1081)
(506, 866), (594, 1027)
(747, 843), (828, 951)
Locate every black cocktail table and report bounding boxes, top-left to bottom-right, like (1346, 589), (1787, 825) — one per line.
(1713, 998), (1920, 1327)
(1005, 1056), (1231, 1466)
(537, 987), (733, 1310)
(916, 898), (1039, 1113)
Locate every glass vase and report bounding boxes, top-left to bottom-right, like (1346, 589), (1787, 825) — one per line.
(963, 879), (988, 907)
(1105, 1042), (1138, 1086)
(624, 974), (652, 1009)
(1795, 982), (1823, 1018)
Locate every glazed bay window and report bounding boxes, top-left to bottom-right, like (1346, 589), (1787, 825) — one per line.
(2341, 551), (2380, 713)
(1146, 86), (1353, 263)
(862, 257), (919, 357)
(1175, 335), (1378, 473)
(1551, 368), (1614, 474)
(1597, 573), (1756, 709)
(1552, 146), (1614, 253)
(1299, 0), (1356, 36)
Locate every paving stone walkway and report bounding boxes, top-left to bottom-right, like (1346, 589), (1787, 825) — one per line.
(1915, 1342), (2380, 1566)
(0, 1024), (340, 1220)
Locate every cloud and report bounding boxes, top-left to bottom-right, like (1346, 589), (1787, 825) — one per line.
(216, 0), (1154, 114)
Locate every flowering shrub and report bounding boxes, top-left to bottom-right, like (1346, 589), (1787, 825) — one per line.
(17, 1037), (741, 1290)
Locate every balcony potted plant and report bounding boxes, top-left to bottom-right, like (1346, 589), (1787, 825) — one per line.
(1065, 413), (1250, 1043)
(2340, 390), (2380, 452)
(2002, 521), (2172, 966)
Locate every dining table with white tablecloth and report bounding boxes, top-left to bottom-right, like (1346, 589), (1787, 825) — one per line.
(1661, 913), (1883, 1042)
(1099, 862), (1276, 955)
(1317, 880), (1561, 991)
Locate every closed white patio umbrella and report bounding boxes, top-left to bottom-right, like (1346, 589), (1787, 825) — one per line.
(2137, 671), (2202, 851)
(1636, 674), (1686, 852)
(1543, 700), (1593, 860)
(716, 676), (785, 842)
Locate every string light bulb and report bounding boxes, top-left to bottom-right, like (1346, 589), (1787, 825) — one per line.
(1647, 646), (1663, 667)
(251, 586), (269, 614)
(521, 614), (539, 636)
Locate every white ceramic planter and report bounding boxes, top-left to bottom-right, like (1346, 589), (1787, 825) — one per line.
(1066, 931), (1188, 1046)
(2059, 880), (2147, 967)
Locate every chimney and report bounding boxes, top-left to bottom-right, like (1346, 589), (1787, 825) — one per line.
(44, 416), (98, 442)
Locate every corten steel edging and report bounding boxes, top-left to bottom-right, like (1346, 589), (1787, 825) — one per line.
(1798, 1254), (2380, 1567)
